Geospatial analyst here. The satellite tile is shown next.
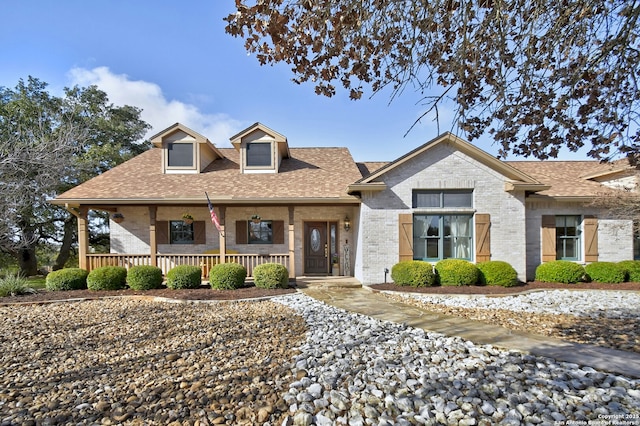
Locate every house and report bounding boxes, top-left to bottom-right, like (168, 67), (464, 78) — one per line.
(51, 122), (638, 284)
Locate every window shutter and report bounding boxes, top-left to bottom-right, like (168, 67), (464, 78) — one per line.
(236, 220), (248, 244)
(272, 220), (285, 244)
(584, 216), (598, 262)
(193, 221), (206, 244)
(157, 221), (169, 244)
(398, 214), (413, 261)
(541, 215), (557, 262)
(475, 213), (491, 262)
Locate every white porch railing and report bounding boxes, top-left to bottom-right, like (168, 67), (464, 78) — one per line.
(86, 253), (290, 278)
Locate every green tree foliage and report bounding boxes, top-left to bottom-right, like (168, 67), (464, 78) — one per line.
(225, 0), (640, 161)
(0, 77), (150, 275)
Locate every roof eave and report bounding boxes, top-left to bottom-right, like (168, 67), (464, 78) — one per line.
(504, 182), (551, 192)
(50, 196), (361, 207)
(347, 182), (388, 195)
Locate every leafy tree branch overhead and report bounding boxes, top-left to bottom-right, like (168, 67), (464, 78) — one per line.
(225, 0), (640, 162)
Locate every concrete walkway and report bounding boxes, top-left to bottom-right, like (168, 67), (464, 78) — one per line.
(296, 277), (640, 379)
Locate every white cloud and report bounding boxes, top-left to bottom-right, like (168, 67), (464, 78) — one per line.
(67, 66), (244, 146)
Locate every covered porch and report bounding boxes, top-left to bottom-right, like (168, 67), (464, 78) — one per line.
(69, 203), (357, 280)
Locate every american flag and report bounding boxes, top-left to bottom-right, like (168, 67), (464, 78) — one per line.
(205, 192), (221, 232)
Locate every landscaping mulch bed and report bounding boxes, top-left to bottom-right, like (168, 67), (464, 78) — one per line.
(370, 281), (640, 295)
(0, 285), (297, 305)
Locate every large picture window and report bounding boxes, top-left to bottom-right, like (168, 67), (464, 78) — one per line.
(167, 142), (194, 167)
(556, 215), (581, 260)
(246, 142), (272, 167)
(413, 214), (473, 260)
(170, 220), (194, 244)
(249, 220), (273, 244)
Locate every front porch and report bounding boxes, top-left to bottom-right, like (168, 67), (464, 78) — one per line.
(86, 252), (289, 279)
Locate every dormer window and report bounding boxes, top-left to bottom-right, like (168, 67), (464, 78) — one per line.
(246, 142), (272, 167)
(167, 142), (194, 168)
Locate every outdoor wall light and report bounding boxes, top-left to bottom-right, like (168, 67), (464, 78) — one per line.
(343, 216), (351, 231)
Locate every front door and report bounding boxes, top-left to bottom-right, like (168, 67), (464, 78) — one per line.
(304, 222), (328, 274)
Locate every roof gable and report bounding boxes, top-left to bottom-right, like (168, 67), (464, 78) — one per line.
(349, 132), (547, 193)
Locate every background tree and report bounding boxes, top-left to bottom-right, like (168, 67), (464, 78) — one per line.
(225, 0), (640, 161)
(0, 77), (150, 275)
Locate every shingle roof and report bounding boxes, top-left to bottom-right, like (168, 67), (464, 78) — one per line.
(54, 147), (363, 205)
(506, 161), (624, 197)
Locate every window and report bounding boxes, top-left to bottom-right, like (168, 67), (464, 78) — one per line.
(246, 142), (272, 167)
(249, 220), (273, 244)
(556, 215), (581, 260)
(170, 220), (194, 244)
(167, 142), (194, 167)
(413, 190), (473, 208)
(413, 214), (473, 260)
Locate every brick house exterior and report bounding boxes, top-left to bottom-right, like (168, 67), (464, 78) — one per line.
(52, 123), (638, 284)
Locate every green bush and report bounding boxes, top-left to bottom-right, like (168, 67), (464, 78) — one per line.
(477, 261), (519, 287)
(618, 260), (640, 282)
(253, 263), (289, 289)
(391, 261), (436, 287)
(45, 268), (89, 291)
(127, 265), (164, 290)
(87, 266), (127, 291)
(535, 260), (585, 284)
(435, 259), (479, 286)
(166, 265), (202, 289)
(0, 273), (36, 297)
(585, 262), (626, 284)
(209, 263), (247, 290)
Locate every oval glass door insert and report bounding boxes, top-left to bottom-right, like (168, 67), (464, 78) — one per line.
(310, 228), (321, 252)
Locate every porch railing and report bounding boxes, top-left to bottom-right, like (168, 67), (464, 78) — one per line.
(86, 253), (290, 278)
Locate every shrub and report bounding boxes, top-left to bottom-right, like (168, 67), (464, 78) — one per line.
(0, 273), (36, 297)
(253, 263), (289, 289)
(45, 268), (89, 291)
(166, 265), (202, 289)
(391, 261), (436, 287)
(618, 260), (640, 282)
(477, 261), (519, 287)
(585, 262), (626, 284)
(127, 265), (164, 290)
(435, 259), (479, 286)
(209, 263), (247, 290)
(87, 266), (127, 291)
(535, 261), (585, 284)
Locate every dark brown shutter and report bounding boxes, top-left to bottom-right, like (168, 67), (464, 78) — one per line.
(583, 216), (598, 262)
(272, 220), (285, 244)
(193, 221), (206, 244)
(236, 220), (248, 244)
(398, 214), (413, 261)
(475, 213), (491, 262)
(541, 215), (557, 262)
(157, 221), (169, 244)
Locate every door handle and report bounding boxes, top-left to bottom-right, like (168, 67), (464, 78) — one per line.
(324, 244), (328, 258)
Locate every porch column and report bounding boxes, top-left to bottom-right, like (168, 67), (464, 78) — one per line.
(219, 206), (226, 264)
(288, 206), (295, 278)
(149, 206), (158, 267)
(78, 206), (89, 270)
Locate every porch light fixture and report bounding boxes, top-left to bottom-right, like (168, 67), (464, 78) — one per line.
(111, 213), (124, 224)
(343, 216), (351, 231)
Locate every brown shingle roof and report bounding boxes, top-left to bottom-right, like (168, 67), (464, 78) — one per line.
(54, 147), (362, 204)
(507, 161), (620, 197)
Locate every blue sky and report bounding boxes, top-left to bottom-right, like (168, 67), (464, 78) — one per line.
(1, 1), (589, 162)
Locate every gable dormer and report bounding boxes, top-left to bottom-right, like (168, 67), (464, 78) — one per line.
(230, 123), (290, 174)
(150, 123), (224, 174)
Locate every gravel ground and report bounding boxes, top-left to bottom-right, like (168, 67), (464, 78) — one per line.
(1, 293), (639, 425)
(382, 289), (640, 354)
